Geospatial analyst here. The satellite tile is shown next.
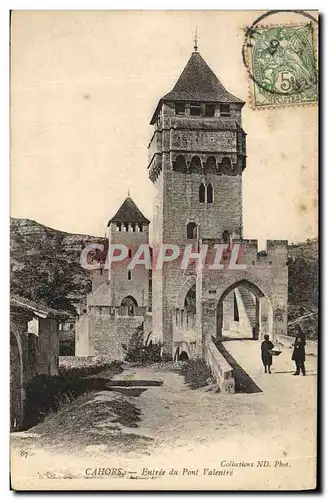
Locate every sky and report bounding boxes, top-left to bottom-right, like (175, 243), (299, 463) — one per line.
(11, 10), (318, 248)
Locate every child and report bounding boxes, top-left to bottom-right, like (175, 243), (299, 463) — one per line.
(261, 334), (274, 374)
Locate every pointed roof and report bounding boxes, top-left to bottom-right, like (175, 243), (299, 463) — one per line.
(150, 51), (244, 124)
(107, 197), (150, 226)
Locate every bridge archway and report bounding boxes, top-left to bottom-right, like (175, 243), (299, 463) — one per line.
(216, 279), (273, 341)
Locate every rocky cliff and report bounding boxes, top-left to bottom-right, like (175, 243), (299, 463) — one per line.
(10, 218), (104, 314)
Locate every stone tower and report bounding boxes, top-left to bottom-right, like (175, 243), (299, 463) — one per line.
(148, 48), (247, 354)
(106, 196), (150, 309)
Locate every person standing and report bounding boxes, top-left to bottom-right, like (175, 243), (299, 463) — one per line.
(292, 325), (306, 376)
(261, 334), (275, 374)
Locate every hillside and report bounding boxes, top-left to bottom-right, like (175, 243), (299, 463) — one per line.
(287, 238), (318, 339)
(10, 218), (104, 314)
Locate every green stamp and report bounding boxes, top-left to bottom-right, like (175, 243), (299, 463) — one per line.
(248, 24), (318, 108)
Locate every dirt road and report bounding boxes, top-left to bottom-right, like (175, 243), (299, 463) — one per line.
(11, 344), (317, 490)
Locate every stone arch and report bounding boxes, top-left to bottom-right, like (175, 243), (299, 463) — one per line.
(178, 351), (189, 361)
(220, 156), (233, 174)
(121, 295), (138, 315)
(216, 279), (273, 341)
(175, 275), (197, 309)
(190, 155), (202, 174)
(173, 155), (187, 173)
(174, 342), (191, 361)
(204, 156), (217, 175)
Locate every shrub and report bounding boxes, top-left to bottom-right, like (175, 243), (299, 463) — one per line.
(179, 358), (213, 389)
(122, 324), (162, 363)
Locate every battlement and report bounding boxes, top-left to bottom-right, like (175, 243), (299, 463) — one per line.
(200, 238), (288, 267)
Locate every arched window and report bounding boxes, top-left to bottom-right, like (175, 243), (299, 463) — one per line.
(116, 223), (121, 231)
(204, 156), (216, 175)
(121, 295), (138, 316)
(190, 156), (202, 174)
(221, 156), (232, 173)
(174, 155), (187, 173)
(207, 183), (213, 203)
(199, 183), (206, 203)
(187, 222), (197, 239)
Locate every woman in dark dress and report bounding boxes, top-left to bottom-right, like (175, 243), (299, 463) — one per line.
(261, 334), (274, 374)
(292, 326), (306, 376)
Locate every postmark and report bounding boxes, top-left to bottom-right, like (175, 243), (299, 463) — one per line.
(243, 11), (318, 108)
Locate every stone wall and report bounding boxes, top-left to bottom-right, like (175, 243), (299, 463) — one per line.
(75, 314), (92, 356)
(204, 339), (235, 393)
(75, 313), (145, 360)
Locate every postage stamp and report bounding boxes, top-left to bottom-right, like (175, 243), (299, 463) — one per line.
(245, 23), (318, 108)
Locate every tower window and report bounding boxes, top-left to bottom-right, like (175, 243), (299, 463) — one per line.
(175, 102), (185, 115)
(199, 183), (206, 203)
(222, 230), (231, 243)
(204, 156), (216, 174)
(138, 223), (143, 232)
(205, 104), (215, 117)
(220, 104), (230, 116)
(128, 248), (132, 259)
(187, 222), (198, 239)
(190, 102), (201, 116)
(190, 155), (202, 174)
(123, 222), (128, 232)
(221, 156), (232, 173)
(116, 223), (121, 231)
(128, 270), (132, 281)
(199, 182), (214, 203)
(207, 183), (213, 203)
(174, 155), (187, 173)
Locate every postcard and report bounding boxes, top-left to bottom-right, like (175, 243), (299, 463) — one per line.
(10, 10), (318, 491)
